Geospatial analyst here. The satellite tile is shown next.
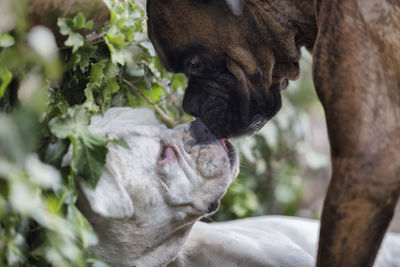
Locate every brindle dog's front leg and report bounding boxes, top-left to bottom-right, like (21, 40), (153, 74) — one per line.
(313, 2), (400, 266)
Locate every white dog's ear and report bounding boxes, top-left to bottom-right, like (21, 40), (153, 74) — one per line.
(225, 0), (246, 15)
(79, 170), (134, 219)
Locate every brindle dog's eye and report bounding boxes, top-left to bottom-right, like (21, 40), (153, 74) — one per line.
(190, 56), (200, 65)
(185, 55), (204, 75)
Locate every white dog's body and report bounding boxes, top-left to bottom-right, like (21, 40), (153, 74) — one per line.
(72, 108), (400, 267)
(172, 216), (400, 267)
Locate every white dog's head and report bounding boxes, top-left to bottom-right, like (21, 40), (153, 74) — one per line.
(74, 107), (238, 266)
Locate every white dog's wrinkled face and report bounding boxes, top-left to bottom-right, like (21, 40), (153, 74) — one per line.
(78, 107), (238, 234)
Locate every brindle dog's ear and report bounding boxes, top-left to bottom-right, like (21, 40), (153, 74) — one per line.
(225, 0), (246, 15)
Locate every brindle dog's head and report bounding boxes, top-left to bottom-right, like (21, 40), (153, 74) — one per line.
(147, 0), (315, 138)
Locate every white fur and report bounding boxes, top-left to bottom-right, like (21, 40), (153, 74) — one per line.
(79, 165), (134, 218)
(171, 216), (400, 267)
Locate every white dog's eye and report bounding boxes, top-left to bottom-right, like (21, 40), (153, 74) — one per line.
(158, 141), (177, 165)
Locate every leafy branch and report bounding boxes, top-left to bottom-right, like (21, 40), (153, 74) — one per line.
(123, 78), (178, 126)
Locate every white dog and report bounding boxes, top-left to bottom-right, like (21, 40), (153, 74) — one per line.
(73, 107), (239, 266)
(172, 216), (400, 267)
(73, 108), (399, 267)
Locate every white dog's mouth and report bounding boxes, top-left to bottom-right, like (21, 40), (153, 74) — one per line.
(219, 138), (236, 168)
(207, 199), (220, 214)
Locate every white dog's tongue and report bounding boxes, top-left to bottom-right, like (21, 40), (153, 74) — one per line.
(219, 138), (229, 153)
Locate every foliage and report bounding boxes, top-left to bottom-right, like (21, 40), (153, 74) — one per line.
(0, 0), (188, 265)
(0, 0), (328, 265)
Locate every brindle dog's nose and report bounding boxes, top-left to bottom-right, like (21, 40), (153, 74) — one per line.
(190, 119), (215, 144)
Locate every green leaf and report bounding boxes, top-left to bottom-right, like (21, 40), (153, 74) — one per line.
(121, 27), (134, 42)
(42, 139), (70, 168)
(71, 134), (108, 188)
(144, 84), (164, 103)
(57, 18), (72, 36)
(72, 13), (93, 30)
(72, 13), (86, 29)
(57, 14), (92, 53)
(49, 107), (90, 139)
(0, 67), (12, 99)
(67, 205), (98, 249)
(85, 20), (94, 30)
(0, 33), (15, 48)
(49, 107), (109, 188)
(109, 11), (117, 24)
(105, 78), (119, 94)
(67, 45), (97, 72)
(86, 60), (120, 111)
(172, 73), (187, 91)
(65, 32), (84, 53)
(109, 49), (125, 65)
(106, 34), (126, 50)
(89, 61), (106, 83)
(83, 86), (100, 113)
(103, 62), (120, 94)
(104, 60), (119, 80)
(0, 115), (26, 164)
(104, 34), (126, 64)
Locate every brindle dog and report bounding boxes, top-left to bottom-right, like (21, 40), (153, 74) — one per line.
(146, 0), (400, 266)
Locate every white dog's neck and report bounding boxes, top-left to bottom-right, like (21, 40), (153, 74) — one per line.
(94, 221), (192, 267)
(78, 193), (194, 267)
(134, 226), (192, 267)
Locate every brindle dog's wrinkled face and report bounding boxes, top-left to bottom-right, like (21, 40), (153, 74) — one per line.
(147, 0), (301, 138)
